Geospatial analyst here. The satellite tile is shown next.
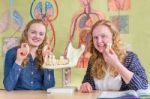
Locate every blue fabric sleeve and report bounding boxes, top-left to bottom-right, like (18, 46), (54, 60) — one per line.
(3, 48), (23, 91)
(126, 52), (148, 90)
(43, 69), (55, 90)
(82, 59), (96, 90)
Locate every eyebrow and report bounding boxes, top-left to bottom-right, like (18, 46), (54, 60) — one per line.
(29, 29), (36, 31)
(29, 29), (45, 33)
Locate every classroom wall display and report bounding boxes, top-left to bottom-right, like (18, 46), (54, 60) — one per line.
(108, 0), (131, 11)
(2, 37), (20, 55)
(0, 0), (24, 34)
(63, 0), (105, 68)
(30, 0), (59, 52)
(110, 15), (129, 33)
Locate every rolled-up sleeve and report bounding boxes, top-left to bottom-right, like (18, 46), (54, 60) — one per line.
(82, 60), (96, 90)
(121, 52), (148, 90)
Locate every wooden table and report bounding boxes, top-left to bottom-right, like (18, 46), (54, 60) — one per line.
(0, 90), (101, 99)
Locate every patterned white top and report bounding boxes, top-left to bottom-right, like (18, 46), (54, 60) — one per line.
(94, 72), (122, 91)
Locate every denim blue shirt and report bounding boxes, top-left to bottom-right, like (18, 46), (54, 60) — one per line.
(3, 47), (55, 91)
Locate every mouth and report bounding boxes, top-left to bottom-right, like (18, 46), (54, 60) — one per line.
(97, 43), (109, 52)
(97, 43), (105, 48)
(32, 38), (41, 42)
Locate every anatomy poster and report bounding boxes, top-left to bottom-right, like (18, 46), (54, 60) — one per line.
(108, 0), (131, 11)
(110, 15), (129, 33)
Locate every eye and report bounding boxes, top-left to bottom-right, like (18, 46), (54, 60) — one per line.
(29, 30), (37, 34)
(39, 32), (45, 36)
(101, 34), (106, 38)
(93, 36), (98, 40)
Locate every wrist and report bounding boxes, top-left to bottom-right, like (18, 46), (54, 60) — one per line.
(15, 59), (23, 65)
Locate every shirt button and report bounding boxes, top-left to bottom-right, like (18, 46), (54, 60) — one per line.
(31, 81), (33, 84)
(48, 74), (51, 80)
(31, 72), (34, 75)
(19, 68), (21, 71)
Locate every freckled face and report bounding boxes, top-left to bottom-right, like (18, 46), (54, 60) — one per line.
(92, 25), (112, 53)
(27, 23), (46, 47)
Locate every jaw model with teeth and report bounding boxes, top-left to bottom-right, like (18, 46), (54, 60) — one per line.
(107, 43), (112, 49)
(106, 43), (112, 53)
(42, 42), (85, 67)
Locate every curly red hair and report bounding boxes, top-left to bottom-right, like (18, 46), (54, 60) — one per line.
(89, 20), (127, 79)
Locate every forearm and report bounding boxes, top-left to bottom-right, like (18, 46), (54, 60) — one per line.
(3, 63), (22, 91)
(116, 63), (148, 90)
(15, 59), (23, 65)
(128, 74), (148, 90)
(115, 62), (133, 84)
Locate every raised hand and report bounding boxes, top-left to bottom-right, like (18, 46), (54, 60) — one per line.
(15, 43), (30, 65)
(103, 43), (120, 68)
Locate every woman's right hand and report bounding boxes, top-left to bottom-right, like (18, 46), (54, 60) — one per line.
(15, 43), (29, 65)
(80, 82), (93, 93)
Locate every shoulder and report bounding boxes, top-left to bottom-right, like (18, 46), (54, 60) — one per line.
(124, 51), (141, 69)
(125, 51), (138, 62)
(5, 47), (18, 57)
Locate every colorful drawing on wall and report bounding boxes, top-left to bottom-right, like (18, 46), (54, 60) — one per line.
(0, 10), (23, 34)
(62, 0), (105, 86)
(110, 15), (129, 33)
(0, 11), (9, 33)
(64, 0), (105, 68)
(76, 29), (91, 68)
(0, 0), (24, 34)
(11, 10), (24, 32)
(108, 0), (131, 11)
(30, 0), (59, 52)
(10, 0), (24, 32)
(2, 37), (20, 55)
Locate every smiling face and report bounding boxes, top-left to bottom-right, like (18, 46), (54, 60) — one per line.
(27, 23), (46, 47)
(92, 25), (112, 53)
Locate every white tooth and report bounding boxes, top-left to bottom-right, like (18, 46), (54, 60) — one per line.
(107, 43), (112, 49)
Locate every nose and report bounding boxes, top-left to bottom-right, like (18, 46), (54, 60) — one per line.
(97, 37), (102, 43)
(35, 33), (40, 38)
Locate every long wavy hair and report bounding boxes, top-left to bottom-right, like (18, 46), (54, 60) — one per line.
(90, 20), (127, 79)
(19, 19), (48, 69)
